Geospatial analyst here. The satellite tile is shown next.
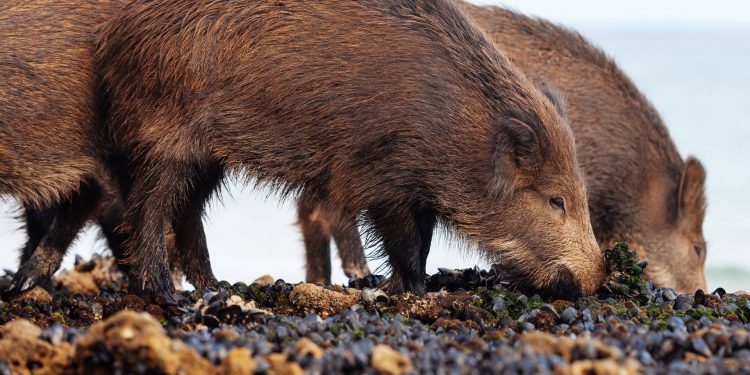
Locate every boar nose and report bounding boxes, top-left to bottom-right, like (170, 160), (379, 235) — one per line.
(574, 241), (607, 296)
(557, 267), (580, 299)
(542, 267), (582, 301)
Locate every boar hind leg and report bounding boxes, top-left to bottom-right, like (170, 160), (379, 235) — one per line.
(18, 205), (56, 265)
(93, 191), (129, 273)
(298, 190), (370, 284)
(371, 205), (435, 296)
(298, 191), (333, 285)
(9, 182), (100, 294)
(123, 159), (216, 304)
(330, 209), (370, 280)
(171, 163), (221, 290)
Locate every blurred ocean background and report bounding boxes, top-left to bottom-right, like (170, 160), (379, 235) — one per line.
(1, 1), (748, 291)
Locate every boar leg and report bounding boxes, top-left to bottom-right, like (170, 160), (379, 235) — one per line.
(123, 159), (216, 304)
(297, 193), (333, 285)
(370, 206), (435, 295)
(9, 182), (101, 294)
(92, 189), (129, 273)
(298, 189), (370, 284)
(330, 208), (370, 280)
(170, 164), (221, 290)
(18, 205), (56, 265)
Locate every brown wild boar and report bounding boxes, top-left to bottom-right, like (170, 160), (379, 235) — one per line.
(95, 0), (605, 301)
(302, 2), (708, 293)
(461, 2), (707, 292)
(0, 0), (217, 296)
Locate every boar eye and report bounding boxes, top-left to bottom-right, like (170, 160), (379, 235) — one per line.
(693, 245), (702, 257)
(549, 197), (565, 211)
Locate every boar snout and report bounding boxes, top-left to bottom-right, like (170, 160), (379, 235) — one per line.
(571, 239), (607, 297)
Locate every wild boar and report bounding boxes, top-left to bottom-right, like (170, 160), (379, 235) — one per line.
(0, 0), (217, 296)
(461, 2), (707, 292)
(95, 0), (605, 301)
(301, 2), (708, 293)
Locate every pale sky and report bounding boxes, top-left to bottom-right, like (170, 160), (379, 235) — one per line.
(472, 0), (750, 28)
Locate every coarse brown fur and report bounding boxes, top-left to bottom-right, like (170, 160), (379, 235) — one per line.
(303, 2), (707, 293)
(95, 0), (605, 300)
(0, 0), (119, 291)
(0, 0), (217, 297)
(0, 0), (105, 208)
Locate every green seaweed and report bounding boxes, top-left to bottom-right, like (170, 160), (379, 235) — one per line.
(51, 311), (66, 325)
(600, 242), (650, 301)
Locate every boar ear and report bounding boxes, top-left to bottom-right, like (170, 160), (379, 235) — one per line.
(490, 116), (542, 198)
(537, 83), (567, 118)
(676, 156), (706, 221)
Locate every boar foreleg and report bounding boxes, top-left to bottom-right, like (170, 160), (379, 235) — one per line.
(370, 205), (435, 296)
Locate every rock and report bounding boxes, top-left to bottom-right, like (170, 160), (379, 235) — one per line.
(0, 319), (73, 374)
(290, 283), (361, 317)
(266, 352), (305, 375)
(72, 310), (213, 374)
(673, 295), (694, 311)
(561, 307), (578, 324)
(295, 337), (323, 359)
(519, 332), (621, 363)
(12, 286), (52, 303)
(539, 304), (560, 320)
(492, 297), (506, 313)
(226, 295), (258, 311)
(221, 348), (257, 375)
(691, 337), (713, 357)
(253, 275), (275, 286)
(362, 288), (389, 303)
(54, 255), (123, 295)
(667, 317), (686, 331)
(662, 288), (677, 301)
(569, 359), (640, 375)
(371, 344), (413, 375)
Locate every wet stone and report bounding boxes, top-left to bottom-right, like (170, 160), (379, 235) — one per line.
(561, 307), (578, 324)
(662, 288), (677, 301)
(692, 337), (713, 357)
(667, 316), (686, 331)
(674, 295), (694, 311)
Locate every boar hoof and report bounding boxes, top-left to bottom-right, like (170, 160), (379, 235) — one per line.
(383, 276), (426, 297)
(153, 291), (185, 306)
(343, 265), (371, 280)
(5, 269), (53, 298)
(5, 276), (35, 297)
(186, 273), (219, 290)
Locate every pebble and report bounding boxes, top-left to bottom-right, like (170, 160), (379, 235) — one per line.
(539, 304), (559, 320)
(667, 316), (686, 331)
(692, 337), (713, 357)
(492, 297), (505, 313)
(561, 307), (578, 324)
(673, 295), (694, 311)
(361, 288), (388, 303)
(662, 288), (677, 301)
(1, 258), (749, 374)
